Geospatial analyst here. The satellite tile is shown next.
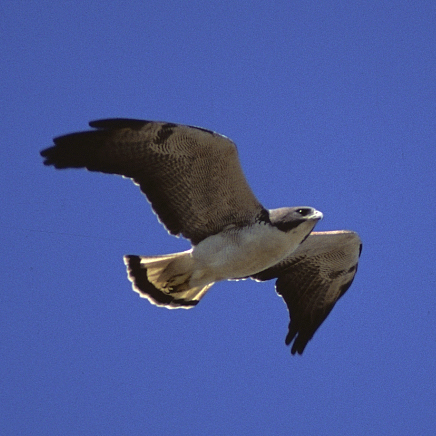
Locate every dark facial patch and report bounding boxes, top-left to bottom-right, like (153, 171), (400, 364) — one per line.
(296, 208), (313, 217)
(274, 219), (305, 232)
(269, 207), (317, 233)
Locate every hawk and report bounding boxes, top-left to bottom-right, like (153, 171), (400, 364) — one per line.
(41, 118), (362, 355)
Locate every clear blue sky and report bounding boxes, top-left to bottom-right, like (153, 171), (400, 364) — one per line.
(2, 1), (435, 435)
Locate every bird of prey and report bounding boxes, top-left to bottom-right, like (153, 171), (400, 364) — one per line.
(41, 118), (362, 355)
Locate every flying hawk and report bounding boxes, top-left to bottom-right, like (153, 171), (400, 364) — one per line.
(41, 118), (362, 355)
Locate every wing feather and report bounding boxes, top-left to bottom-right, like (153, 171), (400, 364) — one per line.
(41, 118), (264, 244)
(252, 231), (362, 355)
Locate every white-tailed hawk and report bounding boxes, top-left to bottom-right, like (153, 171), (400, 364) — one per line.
(41, 118), (362, 355)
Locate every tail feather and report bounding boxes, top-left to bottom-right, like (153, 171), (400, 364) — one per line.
(124, 251), (213, 309)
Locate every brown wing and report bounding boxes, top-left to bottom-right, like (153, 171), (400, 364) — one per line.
(252, 230), (362, 355)
(41, 119), (265, 244)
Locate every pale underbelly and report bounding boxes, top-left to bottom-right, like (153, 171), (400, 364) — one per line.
(191, 225), (301, 282)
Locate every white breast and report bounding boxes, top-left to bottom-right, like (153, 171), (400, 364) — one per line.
(191, 220), (316, 283)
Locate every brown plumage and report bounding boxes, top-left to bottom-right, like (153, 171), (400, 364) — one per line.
(41, 118), (362, 355)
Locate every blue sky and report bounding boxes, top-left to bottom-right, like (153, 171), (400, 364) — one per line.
(1, 1), (436, 434)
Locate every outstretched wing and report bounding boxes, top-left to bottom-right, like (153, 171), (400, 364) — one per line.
(41, 119), (264, 244)
(252, 230), (362, 355)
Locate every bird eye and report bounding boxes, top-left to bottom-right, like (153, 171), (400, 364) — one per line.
(297, 208), (311, 216)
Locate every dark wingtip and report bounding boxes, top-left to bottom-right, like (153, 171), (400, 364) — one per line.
(39, 142), (84, 169)
(285, 323), (310, 355)
(290, 339), (307, 356)
(40, 118), (151, 169)
(40, 147), (52, 165)
(40, 145), (68, 168)
(40, 127), (106, 169)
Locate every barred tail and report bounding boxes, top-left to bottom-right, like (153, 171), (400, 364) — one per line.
(124, 250), (213, 309)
